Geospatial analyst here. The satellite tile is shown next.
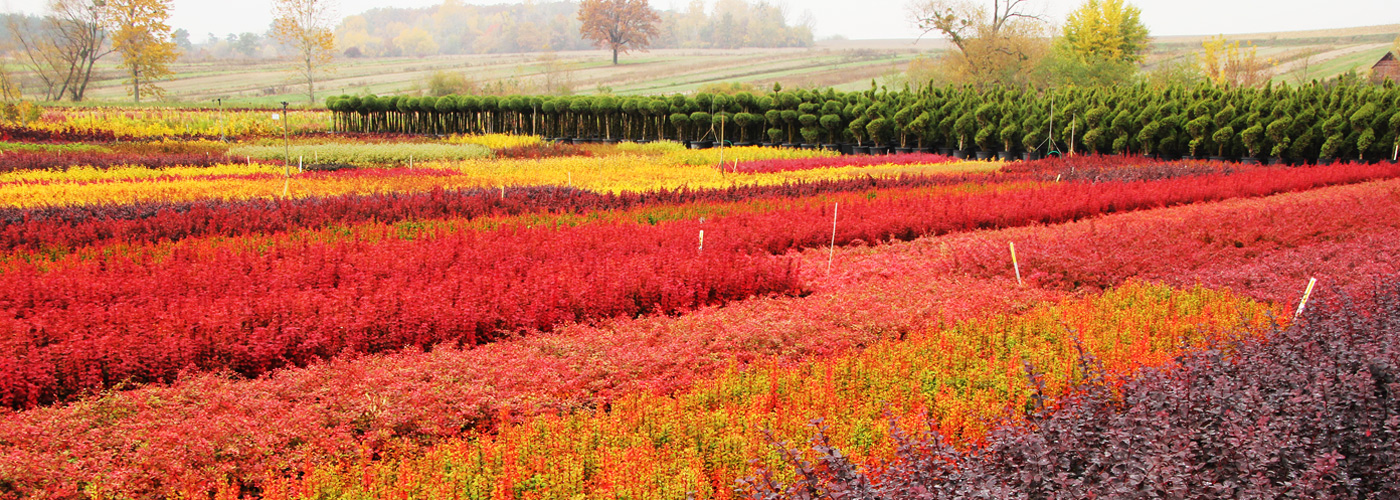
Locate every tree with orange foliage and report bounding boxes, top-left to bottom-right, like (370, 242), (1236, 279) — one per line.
(272, 0), (337, 103)
(105, 0), (176, 103)
(578, 0), (660, 65)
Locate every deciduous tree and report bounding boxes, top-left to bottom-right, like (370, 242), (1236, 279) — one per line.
(272, 0), (337, 103)
(578, 0), (660, 65)
(1061, 0), (1148, 63)
(1198, 35), (1274, 88)
(106, 0), (176, 103)
(10, 0), (113, 101)
(907, 0), (1050, 87)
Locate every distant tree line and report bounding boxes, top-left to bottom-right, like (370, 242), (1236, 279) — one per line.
(335, 0), (813, 58)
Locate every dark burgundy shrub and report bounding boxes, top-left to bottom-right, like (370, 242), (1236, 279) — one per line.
(0, 151), (224, 172)
(494, 142), (590, 159)
(747, 279), (1400, 499)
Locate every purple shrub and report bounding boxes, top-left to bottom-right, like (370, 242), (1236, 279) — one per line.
(748, 278), (1400, 499)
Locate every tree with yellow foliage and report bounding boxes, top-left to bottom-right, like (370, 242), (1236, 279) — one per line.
(106, 0), (176, 103)
(272, 0), (337, 103)
(1198, 35), (1273, 88)
(1061, 0), (1149, 63)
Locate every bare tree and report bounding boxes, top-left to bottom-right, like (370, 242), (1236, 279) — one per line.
(10, 0), (112, 101)
(907, 0), (1049, 86)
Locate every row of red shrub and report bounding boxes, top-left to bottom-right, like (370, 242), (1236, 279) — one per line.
(0, 221), (802, 409)
(731, 153), (955, 173)
(0, 172), (989, 252)
(4, 177), (1399, 499)
(2, 162), (1396, 410)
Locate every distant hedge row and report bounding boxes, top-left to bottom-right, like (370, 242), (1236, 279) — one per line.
(326, 82), (1400, 162)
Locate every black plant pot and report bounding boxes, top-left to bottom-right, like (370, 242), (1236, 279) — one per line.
(853, 146), (870, 155)
(1267, 157), (1284, 165)
(938, 147), (954, 156)
(894, 147), (914, 155)
(1240, 156), (1260, 165)
(1317, 157), (1335, 165)
(821, 144), (840, 152)
(869, 146), (888, 155)
(734, 142), (756, 147)
(975, 151), (993, 161)
(760, 142), (777, 148)
(799, 144), (816, 150)
(1023, 152), (1041, 161)
(1207, 155), (1228, 162)
(952, 150), (968, 160)
(916, 147), (935, 154)
(996, 151), (1012, 161)
(689, 140), (714, 149)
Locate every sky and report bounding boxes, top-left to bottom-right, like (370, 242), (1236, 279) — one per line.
(1, 0), (1396, 42)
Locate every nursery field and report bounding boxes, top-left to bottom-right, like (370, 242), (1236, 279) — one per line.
(3, 85), (1400, 500)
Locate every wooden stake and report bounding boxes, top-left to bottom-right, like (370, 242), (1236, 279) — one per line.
(501, 185), (506, 199)
(827, 203), (839, 275)
(699, 229), (705, 252)
(298, 156), (303, 173)
(568, 171), (572, 187)
(1295, 277), (1317, 319)
(1010, 242), (1023, 286)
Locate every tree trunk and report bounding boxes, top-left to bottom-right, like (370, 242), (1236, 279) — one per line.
(131, 66), (141, 104)
(613, 49), (618, 65)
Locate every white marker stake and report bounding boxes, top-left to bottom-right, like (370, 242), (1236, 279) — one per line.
(501, 185), (505, 199)
(699, 229), (705, 252)
(1295, 277), (1317, 319)
(298, 156), (303, 173)
(568, 171), (572, 187)
(1010, 242), (1023, 286)
(827, 203), (839, 275)
(409, 155), (413, 169)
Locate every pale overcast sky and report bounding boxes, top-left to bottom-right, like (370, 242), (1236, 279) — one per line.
(1, 0), (1396, 42)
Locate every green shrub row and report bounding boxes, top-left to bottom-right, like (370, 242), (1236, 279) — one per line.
(327, 81), (1400, 161)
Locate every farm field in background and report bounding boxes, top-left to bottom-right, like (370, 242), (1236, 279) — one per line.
(35, 23), (1399, 107)
(3, 74), (1400, 499)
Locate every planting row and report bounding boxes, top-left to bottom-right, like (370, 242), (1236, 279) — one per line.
(3, 161), (1397, 407)
(0, 154), (987, 208)
(0, 176), (1016, 257)
(237, 179), (1400, 500)
(0, 155), (1345, 254)
(327, 82), (1400, 163)
(4, 177), (1400, 498)
(753, 277), (1400, 499)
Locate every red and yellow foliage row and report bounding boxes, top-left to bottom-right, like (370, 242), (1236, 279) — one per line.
(0, 223), (802, 409)
(3, 161), (1395, 410)
(0, 173), (998, 253)
(5, 178), (1400, 499)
